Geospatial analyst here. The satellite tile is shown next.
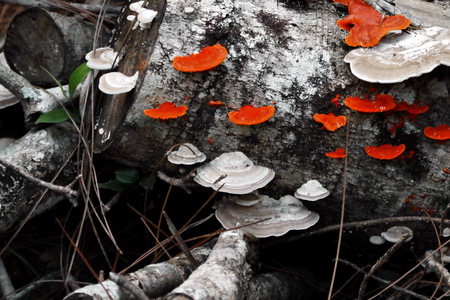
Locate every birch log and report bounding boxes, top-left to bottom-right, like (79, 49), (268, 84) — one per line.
(0, 123), (77, 234)
(98, 0), (449, 226)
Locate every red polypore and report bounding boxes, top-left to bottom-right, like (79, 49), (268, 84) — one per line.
(424, 124), (450, 141)
(365, 144), (406, 159)
(334, 0), (411, 47)
(326, 148), (346, 158)
(313, 113), (347, 131)
(228, 105), (275, 125)
(344, 94), (397, 112)
(144, 102), (188, 120)
(172, 44), (228, 72)
(208, 100), (223, 106)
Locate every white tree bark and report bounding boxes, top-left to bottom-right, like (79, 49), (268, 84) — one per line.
(99, 0), (449, 225)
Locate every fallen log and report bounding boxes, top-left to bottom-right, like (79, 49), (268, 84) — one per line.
(95, 0), (449, 227)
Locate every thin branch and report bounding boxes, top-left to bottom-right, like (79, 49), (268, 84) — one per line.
(358, 234), (411, 299)
(338, 258), (429, 300)
(0, 158), (78, 199)
(109, 272), (150, 300)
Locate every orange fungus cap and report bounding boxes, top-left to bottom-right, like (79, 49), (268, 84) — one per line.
(326, 148), (346, 158)
(144, 102), (188, 120)
(344, 94), (397, 112)
(313, 113), (347, 131)
(424, 124), (450, 140)
(333, 0), (411, 47)
(228, 105), (275, 125)
(365, 144), (406, 159)
(172, 44), (228, 72)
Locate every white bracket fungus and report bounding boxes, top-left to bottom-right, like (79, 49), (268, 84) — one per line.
(85, 47), (119, 70)
(344, 26), (450, 83)
(225, 193), (266, 207)
(215, 195), (319, 238)
(381, 226), (413, 243)
(98, 71), (138, 95)
(128, 1), (158, 30)
(167, 143), (206, 165)
(369, 235), (386, 245)
(294, 179), (330, 201)
(194, 151), (275, 195)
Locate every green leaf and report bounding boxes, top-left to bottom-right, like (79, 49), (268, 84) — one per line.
(40, 67), (69, 101)
(139, 174), (155, 190)
(35, 108), (79, 124)
(115, 167), (140, 184)
(69, 62), (91, 100)
(99, 179), (131, 191)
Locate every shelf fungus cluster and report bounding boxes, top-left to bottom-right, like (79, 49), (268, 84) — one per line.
(194, 151), (275, 194)
(344, 26), (450, 83)
(127, 1), (158, 30)
(215, 195), (319, 238)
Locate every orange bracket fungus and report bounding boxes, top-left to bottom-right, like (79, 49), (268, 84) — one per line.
(365, 144), (406, 160)
(172, 44), (228, 72)
(333, 0), (411, 47)
(424, 124), (450, 141)
(344, 94), (396, 112)
(313, 113), (347, 131)
(326, 148), (346, 158)
(228, 105), (275, 125)
(143, 102), (188, 120)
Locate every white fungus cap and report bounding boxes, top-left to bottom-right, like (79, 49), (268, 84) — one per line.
(137, 9), (157, 27)
(442, 228), (450, 237)
(369, 235), (386, 245)
(215, 195), (319, 238)
(85, 47), (119, 70)
(194, 151), (275, 195)
(98, 71), (138, 95)
(381, 226), (413, 243)
(344, 26), (450, 83)
(129, 1), (145, 12)
(167, 143), (206, 165)
(294, 180), (330, 201)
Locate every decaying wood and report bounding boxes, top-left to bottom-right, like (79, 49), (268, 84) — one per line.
(0, 122), (77, 234)
(93, 0), (167, 152)
(98, 0), (449, 227)
(4, 7), (108, 87)
(165, 230), (252, 299)
(64, 240), (214, 300)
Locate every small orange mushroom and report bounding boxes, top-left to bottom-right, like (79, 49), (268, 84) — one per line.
(344, 94), (397, 112)
(208, 100), (223, 106)
(326, 148), (346, 158)
(365, 144), (406, 160)
(172, 44), (228, 72)
(424, 124), (450, 141)
(228, 105), (275, 125)
(144, 102), (188, 120)
(334, 0), (411, 47)
(313, 113), (347, 131)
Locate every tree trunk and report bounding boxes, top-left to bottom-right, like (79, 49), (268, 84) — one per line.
(96, 0), (449, 227)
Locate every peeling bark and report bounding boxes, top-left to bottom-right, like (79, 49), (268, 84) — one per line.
(97, 0), (449, 226)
